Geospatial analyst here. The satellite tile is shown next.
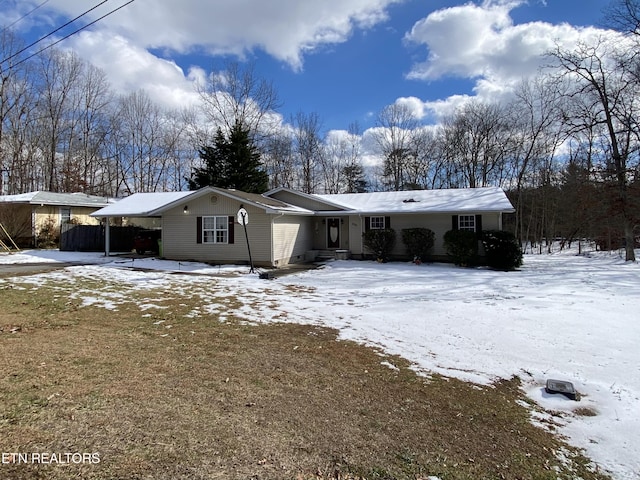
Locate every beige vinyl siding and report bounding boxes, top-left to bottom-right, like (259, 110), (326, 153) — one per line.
(33, 206), (101, 232)
(359, 212), (502, 259)
(161, 193), (274, 265)
(347, 215), (364, 254)
(310, 218), (324, 249)
(64, 207), (102, 226)
(272, 215), (314, 265)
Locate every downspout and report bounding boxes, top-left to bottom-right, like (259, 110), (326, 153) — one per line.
(31, 206), (37, 248)
(359, 214), (364, 259)
(271, 212), (285, 267)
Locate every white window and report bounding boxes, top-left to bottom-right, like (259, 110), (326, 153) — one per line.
(370, 216), (385, 230)
(203, 216), (228, 244)
(60, 208), (71, 224)
(458, 215), (476, 232)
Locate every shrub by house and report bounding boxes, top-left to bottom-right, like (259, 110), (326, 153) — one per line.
(362, 228), (396, 262)
(402, 228), (435, 263)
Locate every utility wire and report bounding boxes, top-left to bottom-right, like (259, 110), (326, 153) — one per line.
(0, 0), (112, 65)
(8, 0), (137, 68)
(1, 0), (51, 34)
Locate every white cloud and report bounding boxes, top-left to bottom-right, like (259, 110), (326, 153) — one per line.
(36, 0), (401, 71)
(402, 0), (618, 120)
(9, 0), (402, 129)
(421, 94), (473, 121)
(67, 30), (201, 111)
(394, 96), (428, 119)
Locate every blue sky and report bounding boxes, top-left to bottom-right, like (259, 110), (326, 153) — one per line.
(256, 0), (611, 130)
(2, 0), (614, 133)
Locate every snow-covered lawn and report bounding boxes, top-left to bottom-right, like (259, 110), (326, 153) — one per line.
(1, 248), (638, 479)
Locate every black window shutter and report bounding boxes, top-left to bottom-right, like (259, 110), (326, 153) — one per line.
(385, 216), (391, 229)
(451, 215), (459, 231)
(475, 214), (483, 239)
(364, 217), (371, 231)
(196, 216), (202, 244)
(228, 216), (234, 244)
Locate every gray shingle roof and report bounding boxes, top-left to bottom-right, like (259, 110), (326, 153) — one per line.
(0, 191), (113, 207)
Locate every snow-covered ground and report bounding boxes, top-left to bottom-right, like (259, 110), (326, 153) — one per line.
(1, 248), (638, 479)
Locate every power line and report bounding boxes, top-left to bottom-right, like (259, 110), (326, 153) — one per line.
(0, 0), (115, 65)
(1, 0), (51, 34)
(9, 0), (137, 68)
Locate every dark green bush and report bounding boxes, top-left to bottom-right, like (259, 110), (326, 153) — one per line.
(401, 228), (435, 263)
(362, 228), (396, 262)
(482, 230), (523, 271)
(443, 229), (478, 266)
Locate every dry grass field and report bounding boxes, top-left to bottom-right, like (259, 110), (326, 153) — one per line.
(0, 274), (609, 480)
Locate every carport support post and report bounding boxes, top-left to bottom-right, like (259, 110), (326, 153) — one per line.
(104, 218), (111, 257)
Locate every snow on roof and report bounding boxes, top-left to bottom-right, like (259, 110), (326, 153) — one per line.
(0, 192), (38, 202)
(90, 187), (514, 218)
(315, 187), (515, 214)
(222, 189), (313, 214)
(91, 188), (314, 217)
(0, 191), (113, 207)
(91, 191), (193, 217)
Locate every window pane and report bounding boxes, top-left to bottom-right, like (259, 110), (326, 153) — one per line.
(203, 216), (228, 244)
(60, 208), (71, 223)
(370, 216), (385, 229)
(459, 215), (475, 231)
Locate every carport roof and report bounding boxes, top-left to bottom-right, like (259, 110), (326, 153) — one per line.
(0, 191), (113, 208)
(91, 191), (192, 217)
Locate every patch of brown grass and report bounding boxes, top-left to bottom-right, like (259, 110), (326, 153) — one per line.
(0, 275), (609, 480)
(573, 407), (598, 417)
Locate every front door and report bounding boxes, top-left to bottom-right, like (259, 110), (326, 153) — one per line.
(327, 218), (340, 249)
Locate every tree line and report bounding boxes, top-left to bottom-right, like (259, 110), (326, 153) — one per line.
(1, 0), (639, 260)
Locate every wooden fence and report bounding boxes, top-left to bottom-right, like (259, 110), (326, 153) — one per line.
(60, 224), (142, 252)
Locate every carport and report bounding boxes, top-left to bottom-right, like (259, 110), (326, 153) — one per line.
(90, 191), (192, 257)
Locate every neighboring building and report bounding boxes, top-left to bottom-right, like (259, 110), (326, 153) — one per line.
(91, 186), (515, 267)
(0, 191), (113, 247)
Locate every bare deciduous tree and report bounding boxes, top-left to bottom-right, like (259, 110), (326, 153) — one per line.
(440, 100), (511, 189)
(32, 49), (83, 191)
(262, 131), (295, 190)
(111, 90), (183, 194)
(405, 127), (441, 189)
(66, 63), (113, 194)
(0, 28), (31, 194)
(197, 60), (282, 143)
(605, 0), (640, 35)
(508, 76), (566, 246)
(338, 122), (367, 193)
(322, 127), (367, 194)
(370, 103), (420, 191)
(292, 111), (324, 194)
(550, 37), (640, 261)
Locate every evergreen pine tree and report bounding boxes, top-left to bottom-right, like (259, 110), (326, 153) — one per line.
(187, 122), (269, 193)
(187, 128), (228, 190)
(341, 163), (368, 193)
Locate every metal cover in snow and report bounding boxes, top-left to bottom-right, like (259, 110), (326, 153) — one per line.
(545, 379), (578, 401)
